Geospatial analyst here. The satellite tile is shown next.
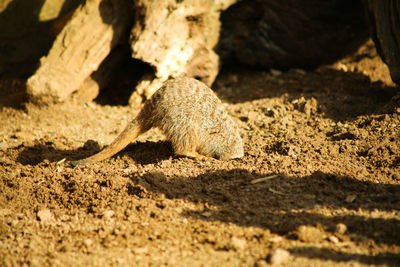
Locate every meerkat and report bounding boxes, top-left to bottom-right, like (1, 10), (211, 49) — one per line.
(70, 77), (244, 166)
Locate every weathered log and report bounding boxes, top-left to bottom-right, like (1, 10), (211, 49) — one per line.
(0, 0), (81, 77)
(364, 0), (400, 85)
(129, 0), (236, 104)
(26, 0), (132, 104)
(217, 0), (369, 69)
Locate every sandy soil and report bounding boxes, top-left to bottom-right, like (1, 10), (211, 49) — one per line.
(1, 40), (400, 266)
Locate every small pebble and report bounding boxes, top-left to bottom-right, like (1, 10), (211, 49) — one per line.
(100, 210), (115, 220)
(270, 69), (282, 76)
(37, 209), (55, 224)
(335, 223), (347, 234)
(297, 225), (324, 242)
(269, 248), (290, 265)
(328, 236), (339, 244)
(255, 259), (268, 267)
(56, 166), (64, 172)
(345, 194), (357, 203)
(133, 247), (149, 254)
(83, 140), (100, 150)
(294, 68), (306, 75)
(83, 239), (93, 248)
(201, 211), (212, 217)
(59, 214), (70, 222)
(270, 236), (283, 243)
(230, 237), (247, 250)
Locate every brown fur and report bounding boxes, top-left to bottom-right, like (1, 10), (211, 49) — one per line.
(70, 77), (243, 166)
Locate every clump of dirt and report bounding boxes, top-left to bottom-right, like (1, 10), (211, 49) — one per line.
(1, 40), (400, 266)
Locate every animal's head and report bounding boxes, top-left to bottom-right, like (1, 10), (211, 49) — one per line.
(217, 132), (244, 160)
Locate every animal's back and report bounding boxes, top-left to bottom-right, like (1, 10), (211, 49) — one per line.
(146, 77), (220, 128)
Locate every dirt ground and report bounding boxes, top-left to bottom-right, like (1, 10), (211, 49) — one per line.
(1, 40), (400, 266)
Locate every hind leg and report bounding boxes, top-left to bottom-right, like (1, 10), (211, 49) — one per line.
(175, 149), (207, 160)
(170, 131), (207, 160)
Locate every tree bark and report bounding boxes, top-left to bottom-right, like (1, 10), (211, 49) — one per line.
(364, 0), (400, 84)
(128, 0), (236, 104)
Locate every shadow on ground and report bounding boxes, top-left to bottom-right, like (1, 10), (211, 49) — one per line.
(215, 68), (399, 121)
(16, 140), (174, 166)
(129, 168), (400, 265)
(289, 247), (400, 266)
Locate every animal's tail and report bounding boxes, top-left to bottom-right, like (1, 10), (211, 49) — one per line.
(70, 119), (146, 166)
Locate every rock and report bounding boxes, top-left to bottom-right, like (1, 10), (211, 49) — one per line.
(100, 210), (115, 220)
(328, 235), (339, 244)
(292, 97), (318, 117)
(201, 211), (212, 217)
(37, 209), (55, 224)
(59, 214), (70, 222)
(297, 225), (325, 242)
(269, 248), (291, 265)
(132, 246), (149, 254)
(82, 140), (101, 151)
(269, 235), (283, 243)
(270, 69), (282, 77)
(345, 194), (357, 203)
(230, 237), (247, 250)
(255, 259), (268, 267)
(335, 223), (347, 234)
(83, 239), (93, 248)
